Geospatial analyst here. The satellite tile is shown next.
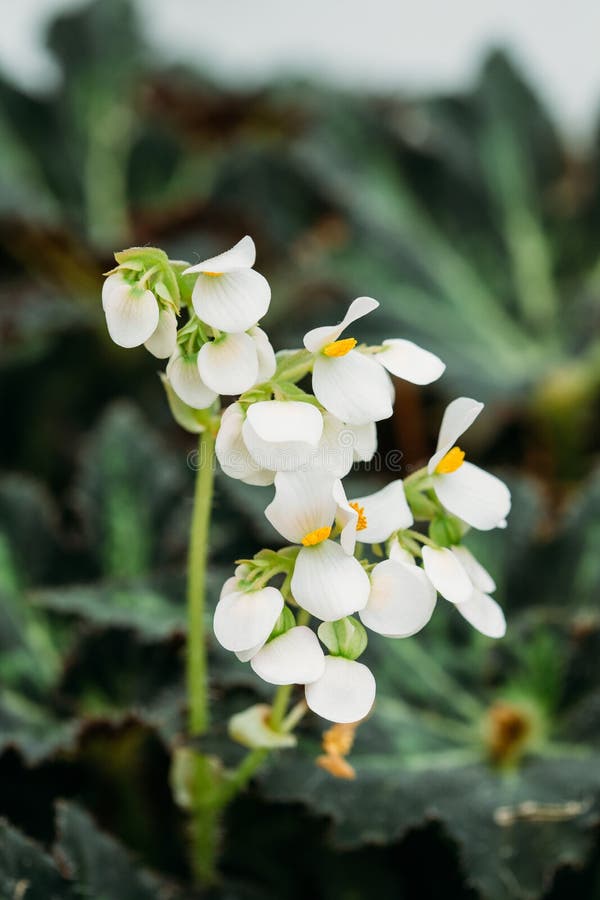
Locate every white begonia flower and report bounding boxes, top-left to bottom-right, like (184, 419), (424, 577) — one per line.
(166, 349), (218, 410)
(242, 400), (324, 472)
(346, 480), (413, 545)
(375, 339), (445, 385)
(360, 558), (436, 638)
(250, 626), (326, 685)
(422, 544), (505, 638)
(308, 415), (378, 478)
(144, 308), (178, 359)
(183, 235), (270, 333)
(216, 403), (275, 486)
(213, 582), (284, 653)
(428, 397), (511, 531)
(304, 297), (395, 425)
(265, 471), (369, 621)
(102, 273), (159, 349)
(305, 656), (376, 724)
(198, 332), (259, 395)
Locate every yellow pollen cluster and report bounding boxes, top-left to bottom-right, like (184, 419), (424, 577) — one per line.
(323, 337), (357, 358)
(301, 526), (332, 547)
(316, 722), (359, 780)
(349, 502), (368, 531)
(435, 445), (465, 474)
(203, 271), (223, 278)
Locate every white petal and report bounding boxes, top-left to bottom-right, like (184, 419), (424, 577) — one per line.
(197, 332), (259, 395)
(249, 326), (277, 382)
(455, 590), (506, 638)
(103, 281), (159, 348)
(216, 403), (274, 484)
(361, 559), (436, 637)
(451, 546), (496, 593)
(191, 269), (270, 332)
(312, 352), (393, 425)
(303, 296), (379, 352)
(243, 401), (323, 472)
(434, 463), (511, 531)
(388, 541), (417, 566)
(421, 545), (473, 605)
(213, 586), (283, 652)
(101, 273), (124, 311)
(332, 480), (358, 555)
(428, 397), (484, 473)
(166, 351), (218, 410)
(306, 413), (355, 477)
(183, 235), (256, 273)
(305, 657), (376, 724)
(250, 626), (326, 685)
(144, 308), (178, 359)
(351, 421), (378, 462)
(377, 339), (445, 385)
(291, 541), (370, 621)
(264, 471), (337, 544)
(236, 642), (265, 663)
(352, 480), (413, 544)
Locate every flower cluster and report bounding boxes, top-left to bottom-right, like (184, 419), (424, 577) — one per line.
(102, 236), (511, 727)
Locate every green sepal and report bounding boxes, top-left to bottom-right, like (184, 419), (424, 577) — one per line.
(318, 616), (368, 660)
(113, 246), (168, 268)
(273, 349), (314, 383)
(271, 381), (321, 406)
(269, 606), (296, 641)
(429, 514), (463, 547)
(405, 486), (439, 520)
(229, 704), (297, 749)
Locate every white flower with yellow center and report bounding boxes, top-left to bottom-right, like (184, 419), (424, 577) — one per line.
(303, 297), (445, 425)
(264, 471), (369, 621)
(166, 348), (217, 410)
(342, 480), (414, 545)
(360, 549), (436, 638)
(428, 397), (511, 531)
(183, 235), (271, 333)
(102, 272), (178, 358)
(305, 656), (376, 724)
(421, 544), (506, 638)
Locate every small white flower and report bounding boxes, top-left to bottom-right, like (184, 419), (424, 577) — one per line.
(304, 297), (394, 425)
(250, 626), (326, 685)
(307, 415), (378, 478)
(345, 480), (413, 545)
(375, 339), (445, 385)
(216, 403), (275, 485)
(422, 544), (505, 638)
(102, 273), (159, 349)
(360, 557), (436, 637)
(428, 397), (511, 531)
(183, 235), (271, 333)
(166, 349), (218, 410)
(305, 656), (376, 723)
(249, 326), (277, 382)
(265, 471), (370, 621)
(213, 581), (284, 653)
(198, 332), (259, 395)
(242, 400), (324, 472)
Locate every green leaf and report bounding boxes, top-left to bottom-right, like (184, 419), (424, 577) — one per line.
(0, 817), (73, 900)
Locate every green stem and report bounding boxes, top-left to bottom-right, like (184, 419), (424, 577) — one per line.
(187, 429), (215, 736)
(270, 684), (294, 731)
(220, 749), (269, 806)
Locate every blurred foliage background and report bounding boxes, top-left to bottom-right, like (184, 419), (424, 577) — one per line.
(1, 1), (600, 897)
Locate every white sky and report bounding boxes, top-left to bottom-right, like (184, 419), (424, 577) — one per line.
(1, 0), (600, 145)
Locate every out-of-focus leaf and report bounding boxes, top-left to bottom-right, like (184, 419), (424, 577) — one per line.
(0, 817), (73, 900)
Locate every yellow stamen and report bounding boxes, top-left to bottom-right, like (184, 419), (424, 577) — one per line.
(323, 337), (357, 358)
(316, 722), (359, 779)
(301, 526), (331, 547)
(435, 445), (465, 474)
(203, 271), (223, 278)
(349, 502), (368, 531)
(316, 754), (356, 780)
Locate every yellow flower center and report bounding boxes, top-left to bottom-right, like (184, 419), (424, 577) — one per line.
(301, 526), (332, 547)
(316, 722), (359, 780)
(323, 337), (357, 357)
(203, 271), (223, 278)
(435, 445), (465, 474)
(349, 502), (368, 531)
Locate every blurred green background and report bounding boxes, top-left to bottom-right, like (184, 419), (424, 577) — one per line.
(1, 1), (600, 897)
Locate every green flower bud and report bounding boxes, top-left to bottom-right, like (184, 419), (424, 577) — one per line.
(318, 616), (368, 660)
(429, 514), (463, 548)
